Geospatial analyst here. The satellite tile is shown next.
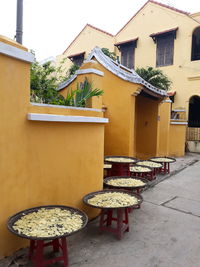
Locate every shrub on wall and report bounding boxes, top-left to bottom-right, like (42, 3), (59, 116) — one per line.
(135, 66), (172, 91)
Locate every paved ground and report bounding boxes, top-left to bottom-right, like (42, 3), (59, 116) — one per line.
(1, 153), (200, 267)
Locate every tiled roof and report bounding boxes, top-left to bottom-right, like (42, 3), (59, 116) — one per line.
(58, 47), (167, 98)
(68, 52), (85, 59)
(116, 0), (189, 35)
(63, 24), (113, 54)
(115, 38), (138, 47)
(150, 1), (190, 15)
(150, 27), (178, 38)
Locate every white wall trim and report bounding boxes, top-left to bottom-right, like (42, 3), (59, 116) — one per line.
(162, 99), (172, 103)
(27, 113), (109, 123)
(172, 109), (186, 112)
(75, 68), (104, 76)
(30, 102), (102, 112)
(0, 41), (35, 63)
(170, 121), (188, 125)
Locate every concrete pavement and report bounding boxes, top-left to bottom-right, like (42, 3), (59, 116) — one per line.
(2, 153), (200, 267)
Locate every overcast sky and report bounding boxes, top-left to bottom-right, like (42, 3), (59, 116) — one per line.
(0, 0), (199, 61)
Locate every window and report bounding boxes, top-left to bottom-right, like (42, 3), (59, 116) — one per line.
(150, 28), (178, 67)
(68, 52), (85, 67)
(115, 39), (138, 69)
(191, 27), (200, 61)
(188, 95), (200, 127)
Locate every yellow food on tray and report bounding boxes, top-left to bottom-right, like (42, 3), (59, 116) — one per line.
(130, 166), (151, 172)
(104, 164), (112, 169)
(105, 157), (136, 163)
(87, 192), (138, 208)
(151, 157), (174, 163)
(136, 161), (162, 168)
(106, 178), (145, 187)
(13, 208), (83, 238)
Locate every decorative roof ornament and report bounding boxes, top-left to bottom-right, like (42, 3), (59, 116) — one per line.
(58, 46), (167, 97)
(87, 47), (167, 97)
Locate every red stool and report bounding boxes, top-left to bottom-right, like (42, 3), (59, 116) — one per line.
(110, 163), (131, 176)
(159, 162), (170, 174)
(99, 208), (129, 240)
(29, 237), (68, 267)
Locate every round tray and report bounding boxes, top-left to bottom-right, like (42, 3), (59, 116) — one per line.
(150, 157), (176, 163)
(130, 165), (152, 173)
(83, 189), (143, 209)
(104, 156), (138, 164)
(136, 160), (163, 169)
(7, 205), (88, 241)
(104, 176), (149, 189)
(104, 163), (112, 169)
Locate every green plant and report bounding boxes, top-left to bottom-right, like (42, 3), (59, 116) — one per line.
(65, 77), (104, 107)
(101, 48), (117, 61)
(30, 61), (66, 104)
(135, 66), (172, 91)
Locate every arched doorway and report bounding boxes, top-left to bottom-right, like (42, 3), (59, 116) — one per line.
(188, 95), (200, 127)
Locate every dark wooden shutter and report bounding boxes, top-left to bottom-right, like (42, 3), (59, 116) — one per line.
(73, 55), (84, 66)
(156, 34), (174, 67)
(121, 43), (135, 69)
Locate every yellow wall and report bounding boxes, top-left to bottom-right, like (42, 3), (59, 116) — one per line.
(0, 36), (105, 257)
(135, 95), (160, 159)
(56, 24), (114, 73)
(57, 1), (200, 121)
(115, 1), (200, 117)
(60, 60), (140, 157)
(156, 100), (171, 156)
(169, 124), (187, 157)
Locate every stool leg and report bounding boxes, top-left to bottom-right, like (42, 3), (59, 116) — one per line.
(117, 209), (123, 240)
(61, 237), (68, 267)
(52, 239), (60, 253)
(124, 208), (129, 232)
(29, 240), (35, 260)
(107, 209), (113, 226)
(35, 240), (44, 267)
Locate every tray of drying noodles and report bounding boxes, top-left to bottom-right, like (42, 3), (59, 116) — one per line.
(136, 160), (163, 169)
(150, 157), (176, 163)
(130, 165), (152, 173)
(104, 176), (148, 190)
(83, 189), (143, 209)
(104, 156), (138, 164)
(7, 205), (88, 240)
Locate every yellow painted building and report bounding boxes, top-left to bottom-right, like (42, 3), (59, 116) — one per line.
(0, 36), (107, 256)
(57, 0), (200, 148)
(59, 47), (186, 158)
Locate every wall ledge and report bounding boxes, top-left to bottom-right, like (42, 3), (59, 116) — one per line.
(170, 121), (188, 125)
(0, 41), (35, 63)
(75, 68), (104, 76)
(30, 102), (102, 112)
(27, 113), (109, 123)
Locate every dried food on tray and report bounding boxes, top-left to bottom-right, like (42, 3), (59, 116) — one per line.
(105, 178), (146, 187)
(136, 161), (162, 168)
(87, 192), (139, 208)
(104, 164), (112, 169)
(105, 157), (137, 163)
(130, 166), (151, 172)
(150, 157), (175, 163)
(12, 208), (84, 238)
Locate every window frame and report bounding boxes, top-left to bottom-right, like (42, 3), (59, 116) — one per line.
(150, 28), (178, 68)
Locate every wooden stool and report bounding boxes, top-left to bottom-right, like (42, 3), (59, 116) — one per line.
(99, 208), (129, 240)
(29, 237), (68, 267)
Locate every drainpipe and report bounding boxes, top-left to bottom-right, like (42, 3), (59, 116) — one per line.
(16, 0), (23, 44)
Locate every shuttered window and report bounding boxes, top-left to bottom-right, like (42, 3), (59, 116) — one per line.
(120, 43), (135, 69)
(191, 27), (200, 61)
(156, 34), (174, 67)
(71, 54), (84, 66)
